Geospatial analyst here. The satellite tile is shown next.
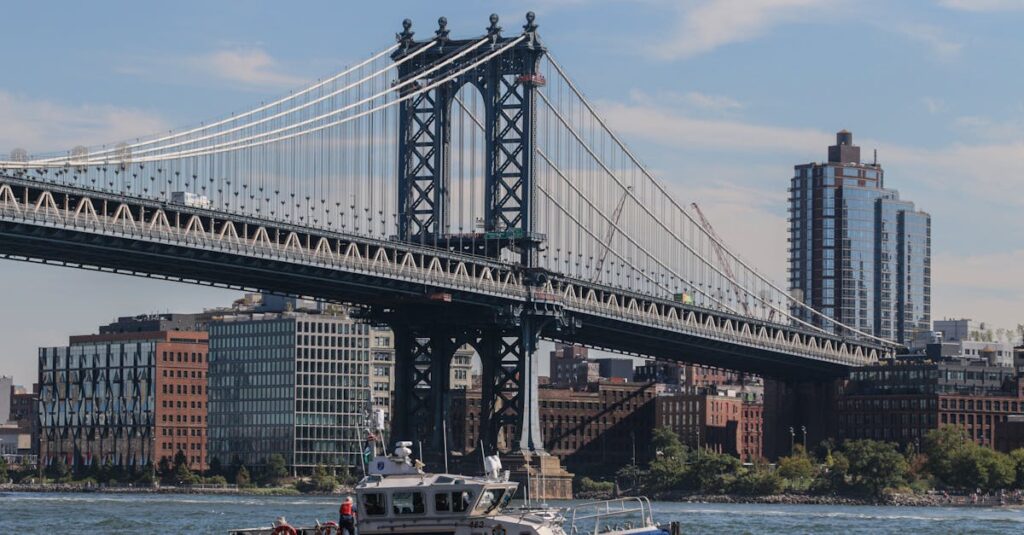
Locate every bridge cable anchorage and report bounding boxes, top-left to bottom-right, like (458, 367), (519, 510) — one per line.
(87, 36), (503, 163)
(28, 44), (402, 164)
(541, 54), (898, 348)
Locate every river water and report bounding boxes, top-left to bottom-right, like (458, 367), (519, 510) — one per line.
(1, 492), (1023, 534)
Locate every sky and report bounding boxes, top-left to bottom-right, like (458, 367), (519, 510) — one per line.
(1, 0), (1023, 385)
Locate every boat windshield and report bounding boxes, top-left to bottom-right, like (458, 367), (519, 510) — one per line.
(474, 488), (509, 515)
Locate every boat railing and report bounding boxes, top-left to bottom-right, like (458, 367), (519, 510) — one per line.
(567, 497), (655, 535)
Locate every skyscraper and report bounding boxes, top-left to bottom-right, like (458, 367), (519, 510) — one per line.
(788, 131), (930, 344)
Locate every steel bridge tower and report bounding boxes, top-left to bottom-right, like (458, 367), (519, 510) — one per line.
(378, 13), (560, 462)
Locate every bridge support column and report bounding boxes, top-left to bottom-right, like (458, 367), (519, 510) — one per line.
(391, 324), (456, 463)
(474, 319), (544, 457)
(763, 377), (842, 460)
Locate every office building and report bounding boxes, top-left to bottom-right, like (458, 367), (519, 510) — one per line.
(370, 327), (395, 421)
(38, 330), (209, 470)
(206, 310), (371, 474)
(789, 130), (930, 344)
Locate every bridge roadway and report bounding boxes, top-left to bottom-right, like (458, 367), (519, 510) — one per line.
(0, 173), (888, 380)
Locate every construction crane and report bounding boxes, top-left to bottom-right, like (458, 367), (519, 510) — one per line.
(690, 202), (751, 315)
(592, 186), (631, 282)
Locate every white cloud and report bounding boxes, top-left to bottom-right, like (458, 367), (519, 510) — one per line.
(189, 48), (306, 90)
(597, 97), (827, 153)
(654, 0), (834, 60)
(0, 91), (168, 155)
(888, 23), (963, 60)
(631, 89), (744, 112)
(938, 0), (1024, 11)
(951, 115), (1024, 141)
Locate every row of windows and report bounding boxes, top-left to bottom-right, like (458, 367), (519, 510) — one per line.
(161, 384), (204, 395)
(160, 427), (205, 437)
(160, 400), (205, 410)
(162, 369), (206, 379)
(161, 351), (205, 363)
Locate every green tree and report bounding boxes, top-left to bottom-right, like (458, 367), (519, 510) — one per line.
(208, 456), (223, 477)
(965, 448), (1015, 491)
(777, 453), (816, 482)
(263, 454), (289, 486)
(46, 458), (71, 482)
(645, 428), (689, 492)
(170, 450), (196, 486)
(1008, 448), (1024, 487)
(312, 463), (338, 492)
(652, 427), (688, 461)
(924, 425), (973, 486)
(731, 466), (784, 495)
(686, 449), (740, 493)
(335, 462), (355, 486)
(983, 449), (1016, 491)
(136, 462), (156, 486)
(235, 465), (251, 487)
(842, 439), (909, 496)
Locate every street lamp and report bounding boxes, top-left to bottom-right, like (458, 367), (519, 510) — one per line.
(789, 426), (795, 454)
(801, 425), (807, 451)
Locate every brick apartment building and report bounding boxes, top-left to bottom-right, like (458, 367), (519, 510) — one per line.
(655, 386), (764, 461)
(39, 330), (209, 471)
(837, 358), (1024, 451)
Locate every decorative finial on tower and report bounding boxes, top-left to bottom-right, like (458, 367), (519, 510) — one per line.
(396, 18), (415, 51)
(436, 16), (450, 46)
(523, 11), (540, 48)
(487, 13), (502, 39)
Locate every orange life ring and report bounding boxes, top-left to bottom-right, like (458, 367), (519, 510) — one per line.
(272, 526), (298, 535)
(317, 521), (340, 535)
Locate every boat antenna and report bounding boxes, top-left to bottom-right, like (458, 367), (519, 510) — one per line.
(442, 419), (450, 474)
(525, 455), (532, 507)
(479, 440), (487, 476)
(418, 441), (424, 467)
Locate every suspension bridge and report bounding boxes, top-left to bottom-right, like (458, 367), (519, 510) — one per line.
(0, 13), (895, 459)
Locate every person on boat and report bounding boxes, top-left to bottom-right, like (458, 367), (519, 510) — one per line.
(338, 495), (357, 535)
(272, 516), (297, 535)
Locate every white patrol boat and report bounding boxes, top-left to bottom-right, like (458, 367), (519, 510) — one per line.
(355, 441), (566, 535)
(228, 433), (677, 535)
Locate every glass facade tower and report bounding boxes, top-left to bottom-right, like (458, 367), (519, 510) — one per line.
(789, 131), (930, 344)
(206, 311), (371, 474)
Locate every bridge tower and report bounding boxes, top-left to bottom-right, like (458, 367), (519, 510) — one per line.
(383, 13), (557, 465)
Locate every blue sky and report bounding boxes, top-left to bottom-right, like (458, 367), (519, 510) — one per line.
(1, 0), (1023, 384)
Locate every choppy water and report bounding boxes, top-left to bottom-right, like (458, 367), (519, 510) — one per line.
(1, 492), (1023, 534)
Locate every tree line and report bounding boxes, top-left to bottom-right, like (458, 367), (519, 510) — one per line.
(585, 425), (1024, 498)
(1, 451), (355, 493)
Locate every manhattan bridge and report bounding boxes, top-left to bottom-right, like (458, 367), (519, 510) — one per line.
(0, 13), (897, 460)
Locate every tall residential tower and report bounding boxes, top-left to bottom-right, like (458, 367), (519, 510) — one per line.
(788, 131), (930, 344)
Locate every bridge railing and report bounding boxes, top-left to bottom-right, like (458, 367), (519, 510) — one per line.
(0, 178), (881, 367)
